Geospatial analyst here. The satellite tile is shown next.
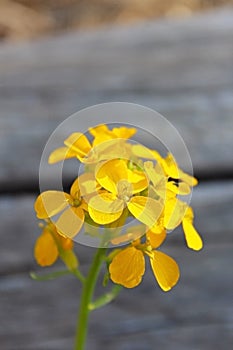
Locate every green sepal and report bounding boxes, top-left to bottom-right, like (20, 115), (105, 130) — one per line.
(60, 249), (79, 271)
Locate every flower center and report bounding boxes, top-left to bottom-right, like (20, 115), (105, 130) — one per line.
(117, 180), (132, 202)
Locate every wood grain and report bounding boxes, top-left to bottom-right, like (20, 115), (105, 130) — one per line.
(0, 243), (232, 349)
(0, 181), (233, 348)
(0, 9), (233, 189)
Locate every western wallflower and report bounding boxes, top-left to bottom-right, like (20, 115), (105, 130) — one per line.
(33, 122), (203, 350)
(34, 173), (99, 238)
(162, 153), (198, 185)
(48, 125), (136, 164)
(144, 160), (202, 249)
(88, 158), (164, 228)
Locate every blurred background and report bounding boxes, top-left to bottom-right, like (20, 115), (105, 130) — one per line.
(0, 1), (233, 350)
(0, 0), (233, 42)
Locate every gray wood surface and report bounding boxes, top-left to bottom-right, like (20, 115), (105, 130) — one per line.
(0, 8), (233, 190)
(0, 7), (233, 350)
(0, 181), (233, 349)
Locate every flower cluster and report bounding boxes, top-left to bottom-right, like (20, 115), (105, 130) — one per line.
(34, 124), (202, 291)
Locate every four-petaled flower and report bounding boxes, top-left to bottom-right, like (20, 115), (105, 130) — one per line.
(88, 159), (163, 228)
(109, 229), (179, 291)
(34, 173), (99, 238)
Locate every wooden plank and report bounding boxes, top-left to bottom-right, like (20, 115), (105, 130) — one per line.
(0, 182), (233, 349)
(1, 9), (233, 188)
(0, 242), (232, 349)
(0, 181), (232, 275)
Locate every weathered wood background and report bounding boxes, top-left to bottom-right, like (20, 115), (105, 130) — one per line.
(0, 7), (233, 350)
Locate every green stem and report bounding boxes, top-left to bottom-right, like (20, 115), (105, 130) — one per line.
(30, 269), (72, 281)
(30, 268), (85, 283)
(74, 247), (107, 350)
(88, 284), (122, 311)
(72, 269), (86, 283)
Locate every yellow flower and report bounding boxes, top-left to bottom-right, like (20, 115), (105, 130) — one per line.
(48, 125), (136, 164)
(109, 230), (179, 291)
(144, 158), (193, 197)
(131, 144), (197, 195)
(34, 223), (77, 268)
(161, 153), (198, 189)
(34, 173), (98, 238)
(88, 159), (163, 229)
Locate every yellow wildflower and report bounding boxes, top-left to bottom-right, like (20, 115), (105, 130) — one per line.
(109, 229), (179, 291)
(48, 125), (136, 164)
(132, 144), (197, 195)
(34, 173), (98, 238)
(88, 159), (163, 228)
(161, 153), (198, 188)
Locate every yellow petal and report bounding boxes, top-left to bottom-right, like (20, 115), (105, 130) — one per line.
(56, 207), (84, 239)
(64, 133), (91, 158)
(127, 196), (163, 228)
(56, 234), (74, 251)
(34, 230), (58, 267)
(91, 138), (132, 162)
(179, 170), (198, 187)
(109, 246), (145, 288)
(150, 251), (180, 291)
(162, 153), (180, 178)
(162, 153), (197, 187)
(182, 207), (203, 250)
(88, 192), (124, 225)
(34, 191), (70, 219)
(89, 124), (110, 138)
(166, 181), (191, 195)
(71, 173), (101, 199)
(182, 221), (203, 251)
(96, 159), (128, 194)
(132, 145), (162, 161)
(48, 146), (77, 164)
(146, 227), (166, 248)
(92, 134), (114, 146)
(164, 197), (187, 230)
(127, 168), (149, 193)
(112, 126), (136, 139)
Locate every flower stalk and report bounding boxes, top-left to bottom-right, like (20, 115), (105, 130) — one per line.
(74, 246), (107, 350)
